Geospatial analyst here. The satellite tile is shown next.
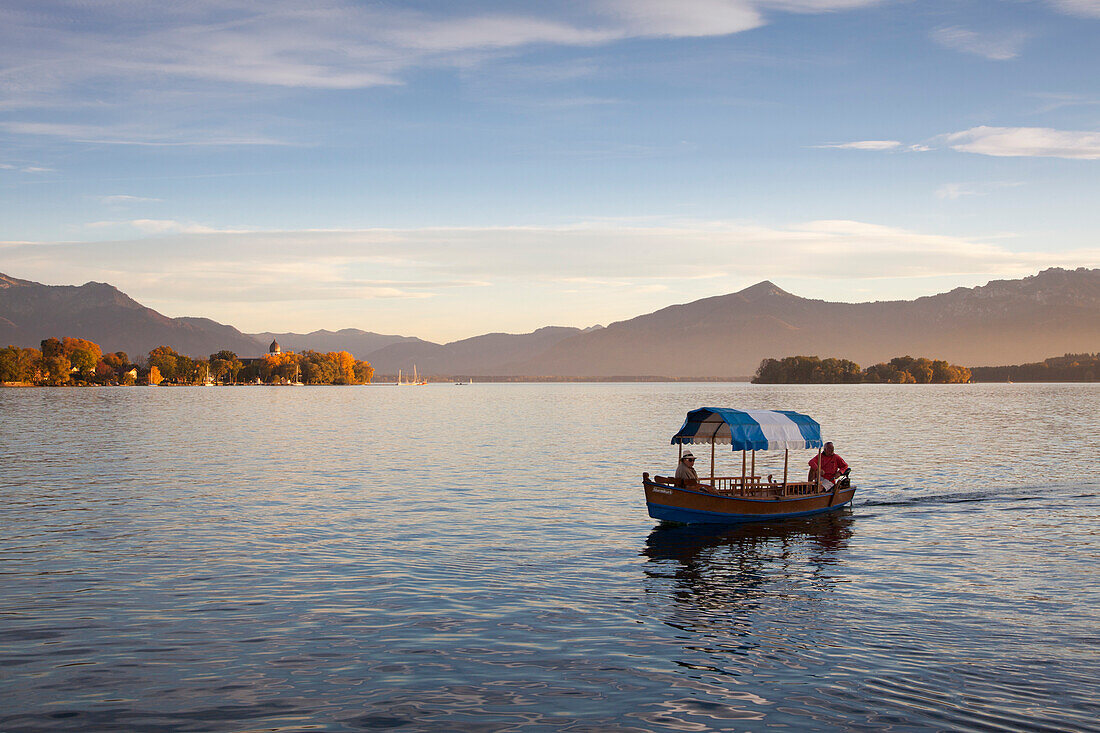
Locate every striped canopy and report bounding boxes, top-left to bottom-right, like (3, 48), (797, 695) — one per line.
(671, 408), (823, 451)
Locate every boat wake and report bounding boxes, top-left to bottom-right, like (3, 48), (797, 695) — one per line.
(857, 483), (1097, 508)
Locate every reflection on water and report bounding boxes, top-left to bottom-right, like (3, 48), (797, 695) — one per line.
(644, 510), (855, 565)
(636, 514), (860, 727)
(643, 512), (854, 630)
(1, 384), (1099, 731)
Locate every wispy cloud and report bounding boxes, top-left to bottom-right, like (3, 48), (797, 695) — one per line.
(1046, 0), (1100, 18)
(824, 126), (1100, 160)
(0, 121), (290, 146)
(934, 181), (1023, 199)
(0, 1), (880, 100)
(98, 195), (163, 205)
(817, 140), (902, 150)
(931, 26), (1028, 60)
(598, 0), (764, 37)
(84, 219), (248, 235)
(815, 140), (929, 152)
(0, 0), (885, 147)
(935, 183), (977, 200)
(1028, 92), (1100, 114)
(943, 126), (1100, 159)
(0, 162), (55, 173)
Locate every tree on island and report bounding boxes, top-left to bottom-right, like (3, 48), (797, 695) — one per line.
(147, 345), (182, 383)
(299, 350), (338, 384)
(353, 359), (375, 385)
(0, 345), (41, 383)
(98, 351), (134, 384)
(38, 338), (71, 385)
(62, 337), (102, 380)
(209, 350), (243, 384)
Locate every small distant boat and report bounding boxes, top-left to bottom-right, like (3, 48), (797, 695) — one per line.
(397, 366), (427, 386)
(643, 408), (856, 525)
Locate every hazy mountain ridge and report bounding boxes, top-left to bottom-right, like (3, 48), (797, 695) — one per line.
(365, 326), (593, 375)
(0, 275), (261, 359)
(2, 268), (1098, 376)
(512, 268), (1100, 377)
(251, 329), (430, 360)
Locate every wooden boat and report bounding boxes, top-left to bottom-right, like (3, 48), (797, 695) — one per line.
(643, 407), (856, 525)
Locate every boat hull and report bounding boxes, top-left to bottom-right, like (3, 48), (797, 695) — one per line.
(644, 478), (855, 525)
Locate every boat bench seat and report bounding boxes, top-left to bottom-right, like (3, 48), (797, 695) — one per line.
(653, 476), (685, 488)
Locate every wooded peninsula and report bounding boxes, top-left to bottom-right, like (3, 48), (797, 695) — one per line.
(0, 338), (375, 386)
(752, 353), (1100, 383)
(969, 353), (1100, 382)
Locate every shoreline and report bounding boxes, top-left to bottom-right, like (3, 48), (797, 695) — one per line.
(5, 378), (1100, 388)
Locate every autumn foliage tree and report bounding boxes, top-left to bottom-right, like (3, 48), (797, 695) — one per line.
(39, 338), (71, 385)
(147, 345), (182, 382)
(97, 351), (134, 383)
(0, 346), (41, 383)
(61, 337), (102, 380)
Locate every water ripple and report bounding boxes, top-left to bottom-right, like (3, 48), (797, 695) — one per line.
(1, 384), (1098, 731)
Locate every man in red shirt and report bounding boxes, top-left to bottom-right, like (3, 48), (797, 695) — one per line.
(808, 442), (849, 485)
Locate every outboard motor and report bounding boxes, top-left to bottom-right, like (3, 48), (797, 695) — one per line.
(835, 468), (852, 490)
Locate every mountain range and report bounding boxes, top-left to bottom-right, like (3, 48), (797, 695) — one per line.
(2, 268), (1098, 377)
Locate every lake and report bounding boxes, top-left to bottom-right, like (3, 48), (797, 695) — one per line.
(1, 383), (1098, 731)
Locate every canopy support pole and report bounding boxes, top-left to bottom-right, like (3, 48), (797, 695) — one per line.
(816, 446), (823, 494)
(741, 449), (746, 495)
(708, 421), (722, 489)
(783, 449), (788, 495)
(678, 443), (682, 461)
(710, 439), (715, 487)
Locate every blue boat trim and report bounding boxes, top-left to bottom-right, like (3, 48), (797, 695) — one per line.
(647, 498), (853, 525)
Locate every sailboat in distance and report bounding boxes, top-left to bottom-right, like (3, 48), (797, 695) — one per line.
(397, 365), (428, 386)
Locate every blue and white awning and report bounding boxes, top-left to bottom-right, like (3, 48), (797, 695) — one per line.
(672, 408), (823, 452)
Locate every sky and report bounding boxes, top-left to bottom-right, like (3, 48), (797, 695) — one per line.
(1, 0), (1098, 342)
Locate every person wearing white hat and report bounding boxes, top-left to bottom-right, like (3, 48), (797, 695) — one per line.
(675, 450), (712, 491)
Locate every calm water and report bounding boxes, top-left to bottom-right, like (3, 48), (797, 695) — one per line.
(1, 383), (1098, 732)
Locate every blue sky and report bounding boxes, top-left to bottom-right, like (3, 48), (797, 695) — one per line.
(1, 0), (1098, 342)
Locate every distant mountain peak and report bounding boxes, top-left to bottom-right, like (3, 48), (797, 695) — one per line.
(737, 280), (792, 299)
(0, 272), (260, 358)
